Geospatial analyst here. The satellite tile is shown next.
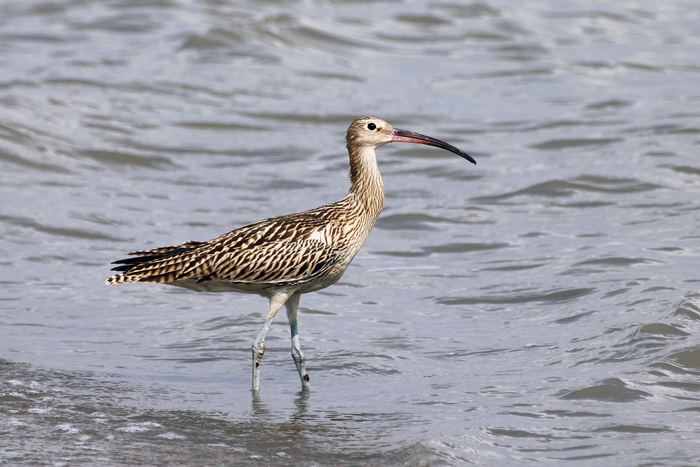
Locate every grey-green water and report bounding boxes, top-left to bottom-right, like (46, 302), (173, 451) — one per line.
(1, 0), (700, 465)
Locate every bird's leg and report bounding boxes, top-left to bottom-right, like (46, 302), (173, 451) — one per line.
(285, 292), (310, 389)
(251, 319), (272, 392)
(252, 293), (288, 392)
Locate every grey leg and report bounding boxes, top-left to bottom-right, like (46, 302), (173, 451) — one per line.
(252, 293), (288, 392)
(285, 292), (310, 389)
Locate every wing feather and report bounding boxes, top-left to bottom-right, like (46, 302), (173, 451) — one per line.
(106, 210), (342, 287)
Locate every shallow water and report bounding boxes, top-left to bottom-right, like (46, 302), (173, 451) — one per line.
(1, 0), (700, 465)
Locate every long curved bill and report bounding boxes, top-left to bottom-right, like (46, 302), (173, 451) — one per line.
(391, 128), (476, 164)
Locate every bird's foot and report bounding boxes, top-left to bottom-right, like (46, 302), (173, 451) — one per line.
(252, 342), (266, 392)
(292, 349), (310, 389)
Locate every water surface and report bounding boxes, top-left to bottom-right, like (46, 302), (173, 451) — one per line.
(1, 0), (700, 465)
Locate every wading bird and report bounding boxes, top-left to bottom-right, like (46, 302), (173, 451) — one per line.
(106, 116), (475, 392)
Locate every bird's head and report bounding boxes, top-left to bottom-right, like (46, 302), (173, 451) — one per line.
(346, 116), (475, 164)
(345, 116), (395, 149)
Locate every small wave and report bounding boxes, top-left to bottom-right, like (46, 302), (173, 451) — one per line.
(557, 378), (650, 402)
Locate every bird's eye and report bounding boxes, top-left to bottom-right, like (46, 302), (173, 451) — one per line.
(367, 123), (376, 131)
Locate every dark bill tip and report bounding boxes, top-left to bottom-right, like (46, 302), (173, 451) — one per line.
(391, 128), (476, 165)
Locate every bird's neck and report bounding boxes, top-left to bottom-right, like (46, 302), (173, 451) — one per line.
(347, 145), (385, 220)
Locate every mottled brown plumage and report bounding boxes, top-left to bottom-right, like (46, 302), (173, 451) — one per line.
(106, 116), (475, 392)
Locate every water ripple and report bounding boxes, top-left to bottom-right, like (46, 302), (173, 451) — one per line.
(437, 287), (596, 306)
(558, 378), (650, 402)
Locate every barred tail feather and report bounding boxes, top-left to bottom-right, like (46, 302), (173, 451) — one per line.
(106, 273), (139, 285)
(105, 241), (205, 286)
